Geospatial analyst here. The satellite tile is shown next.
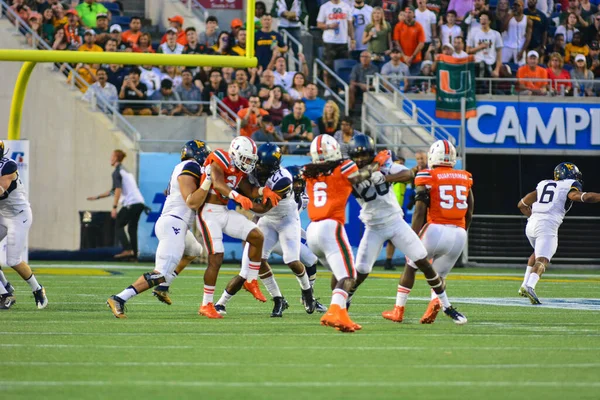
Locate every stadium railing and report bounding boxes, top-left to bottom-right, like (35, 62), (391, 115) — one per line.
(180, 0), (209, 22)
(280, 29), (304, 73)
(468, 214), (600, 264)
(313, 58), (350, 116)
(209, 96), (242, 135)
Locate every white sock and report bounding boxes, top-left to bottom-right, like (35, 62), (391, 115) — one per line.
(395, 285), (411, 307)
(309, 276), (316, 288)
(437, 291), (451, 309)
(522, 266), (532, 287)
(116, 286), (137, 302)
(430, 288), (437, 301)
(26, 274), (42, 292)
(331, 288), (348, 309)
(202, 285), (215, 305)
(295, 270), (311, 290)
(0, 283), (7, 295)
(0, 268), (8, 286)
(527, 273), (540, 289)
(260, 275), (282, 298)
(247, 261), (260, 282)
(216, 290), (233, 306)
(162, 271), (178, 288)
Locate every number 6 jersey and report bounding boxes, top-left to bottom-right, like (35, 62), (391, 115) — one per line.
(530, 179), (581, 225)
(415, 167), (473, 229)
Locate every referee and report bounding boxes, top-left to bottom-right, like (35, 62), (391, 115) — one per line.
(87, 150), (146, 259)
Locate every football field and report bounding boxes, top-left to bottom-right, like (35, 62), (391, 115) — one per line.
(2, 262), (600, 400)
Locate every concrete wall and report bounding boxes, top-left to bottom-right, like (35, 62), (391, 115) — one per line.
(0, 19), (136, 250)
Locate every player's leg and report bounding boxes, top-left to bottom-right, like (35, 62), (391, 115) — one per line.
(0, 224), (15, 306)
(520, 220), (538, 296)
(421, 226), (467, 324)
(384, 241), (396, 270)
(107, 216), (187, 318)
(348, 226), (386, 308)
(114, 206), (134, 259)
(523, 234), (557, 305)
(243, 218), (273, 302)
(257, 259), (288, 317)
(308, 220), (359, 333)
(519, 253), (536, 297)
(4, 211), (47, 309)
(153, 230), (202, 304)
(126, 204), (145, 258)
(198, 205), (227, 318)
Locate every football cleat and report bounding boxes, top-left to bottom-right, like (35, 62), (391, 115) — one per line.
(198, 302), (223, 319)
(518, 286), (528, 297)
(382, 306), (405, 323)
(271, 296), (289, 317)
(315, 299), (327, 313)
(5, 281), (15, 304)
(443, 306), (468, 325)
(320, 304), (355, 333)
(0, 293), (15, 310)
(244, 280), (267, 303)
(152, 286), (172, 305)
(106, 295), (126, 319)
(384, 259), (396, 271)
(214, 304), (227, 315)
(33, 286), (48, 309)
(523, 286), (541, 305)
(301, 288), (316, 314)
(420, 298), (442, 324)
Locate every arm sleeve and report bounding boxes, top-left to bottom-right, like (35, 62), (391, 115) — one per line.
(272, 176), (293, 197)
(1, 160), (17, 176)
(112, 167), (122, 190)
(570, 181), (583, 192)
(414, 170), (433, 187)
(340, 159), (359, 177)
(179, 161), (201, 179)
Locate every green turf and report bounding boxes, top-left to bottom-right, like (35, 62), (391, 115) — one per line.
(2, 263), (600, 400)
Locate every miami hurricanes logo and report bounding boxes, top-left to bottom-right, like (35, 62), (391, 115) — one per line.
(439, 70), (472, 95)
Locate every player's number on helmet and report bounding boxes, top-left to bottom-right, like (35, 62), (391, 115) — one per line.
(439, 185), (468, 210)
(313, 182), (328, 207)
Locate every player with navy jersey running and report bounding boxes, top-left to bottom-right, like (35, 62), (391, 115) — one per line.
(215, 144), (317, 317)
(106, 140), (211, 318)
(517, 162), (600, 305)
(0, 140), (47, 310)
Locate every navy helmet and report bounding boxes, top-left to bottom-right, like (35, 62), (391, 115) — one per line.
(255, 143), (282, 184)
(286, 165), (305, 199)
(348, 134), (376, 168)
(181, 140), (211, 165)
(554, 162), (583, 185)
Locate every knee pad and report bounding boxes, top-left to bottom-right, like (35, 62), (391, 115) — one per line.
(143, 272), (165, 287)
(306, 263), (317, 280)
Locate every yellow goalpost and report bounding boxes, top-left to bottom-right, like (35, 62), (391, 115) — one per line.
(1, 0), (257, 140)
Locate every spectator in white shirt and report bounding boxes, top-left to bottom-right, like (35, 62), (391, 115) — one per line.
(441, 10), (462, 46)
(415, 0), (437, 55)
(82, 67), (118, 105)
(501, 0), (532, 66)
(352, 0), (374, 54)
(140, 65), (162, 96)
(467, 11), (503, 77)
(453, 36), (469, 58)
(272, 53), (309, 90)
(158, 27), (185, 54)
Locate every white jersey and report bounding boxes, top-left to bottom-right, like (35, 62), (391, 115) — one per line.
(161, 160), (201, 228)
(415, 8), (437, 42)
(467, 27), (504, 65)
(352, 4), (373, 51)
(353, 157), (407, 225)
(441, 24), (462, 46)
(530, 179), (580, 226)
(0, 157), (30, 217)
(317, 1), (354, 44)
(503, 15), (528, 49)
(250, 167), (299, 220)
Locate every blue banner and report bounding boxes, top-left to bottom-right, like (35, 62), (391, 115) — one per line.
(413, 100), (600, 150)
(137, 153), (439, 262)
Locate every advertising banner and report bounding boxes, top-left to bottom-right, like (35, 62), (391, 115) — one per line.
(0, 140), (29, 265)
(197, 0), (243, 10)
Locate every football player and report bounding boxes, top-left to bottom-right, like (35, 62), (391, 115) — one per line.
(197, 136), (281, 318)
(107, 140), (211, 318)
(0, 140), (47, 310)
(383, 140), (473, 324)
(215, 144), (316, 317)
(517, 162), (600, 305)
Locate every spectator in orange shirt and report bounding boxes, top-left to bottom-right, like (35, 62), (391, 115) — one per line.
(393, 7), (426, 76)
(122, 16), (142, 47)
(133, 32), (155, 53)
(63, 9), (83, 49)
(517, 50), (549, 95)
(160, 15), (187, 46)
(238, 96), (269, 138)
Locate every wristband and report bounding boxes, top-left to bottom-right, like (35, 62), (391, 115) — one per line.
(113, 205), (118, 209)
(520, 199), (530, 208)
(258, 187), (264, 196)
(201, 178), (212, 191)
(228, 190), (239, 200)
(581, 192), (587, 202)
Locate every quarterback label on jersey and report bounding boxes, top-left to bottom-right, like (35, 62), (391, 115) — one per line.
(204, 149), (246, 204)
(307, 160), (358, 224)
(416, 167), (473, 229)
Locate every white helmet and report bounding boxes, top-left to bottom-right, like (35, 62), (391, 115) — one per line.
(229, 136), (258, 173)
(310, 135), (342, 164)
(428, 139), (457, 168)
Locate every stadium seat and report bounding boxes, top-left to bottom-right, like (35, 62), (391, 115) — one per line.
(334, 59), (358, 84)
(111, 15), (131, 26)
(101, 2), (121, 15)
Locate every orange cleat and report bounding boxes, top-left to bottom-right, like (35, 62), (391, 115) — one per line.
(320, 305), (355, 333)
(338, 308), (362, 331)
(244, 280), (267, 303)
(382, 305), (405, 323)
(198, 302), (223, 319)
(420, 298), (442, 324)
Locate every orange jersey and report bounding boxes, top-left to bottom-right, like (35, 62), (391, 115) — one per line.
(203, 149), (247, 205)
(307, 159), (358, 224)
(415, 167), (473, 229)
